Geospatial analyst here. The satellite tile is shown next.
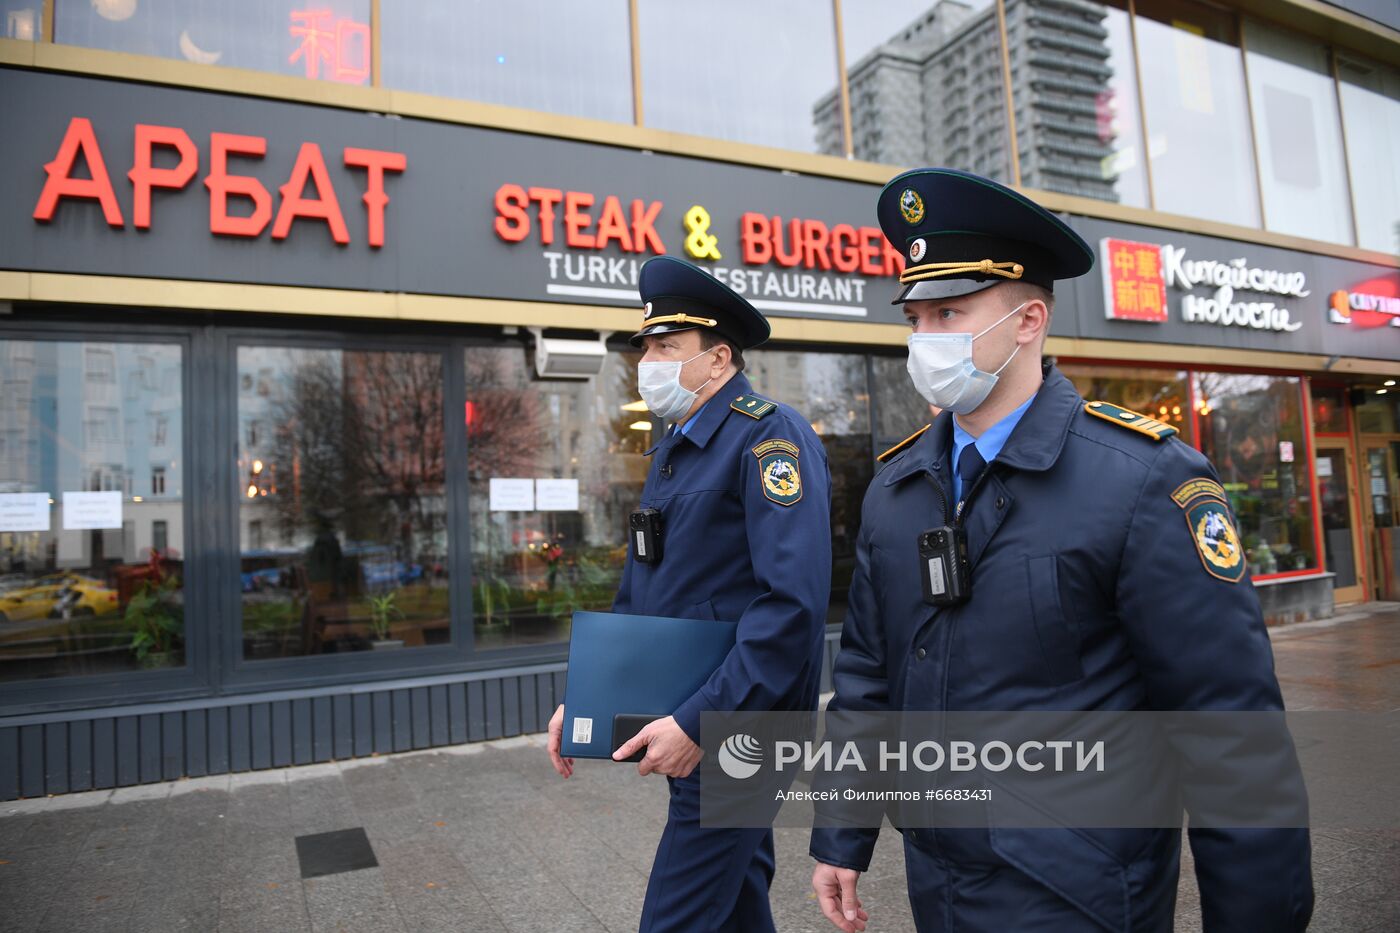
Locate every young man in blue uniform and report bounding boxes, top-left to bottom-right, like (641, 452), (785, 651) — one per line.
(809, 169), (1313, 932)
(546, 255), (833, 932)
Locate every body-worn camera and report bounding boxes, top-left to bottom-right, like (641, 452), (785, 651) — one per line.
(918, 525), (970, 606)
(630, 508), (664, 564)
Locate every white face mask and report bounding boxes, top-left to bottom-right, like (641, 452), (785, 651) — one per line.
(906, 302), (1027, 415)
(637, 348), (717, 422)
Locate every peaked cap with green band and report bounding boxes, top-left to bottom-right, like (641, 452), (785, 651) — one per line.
(877, 167), (1095, 304)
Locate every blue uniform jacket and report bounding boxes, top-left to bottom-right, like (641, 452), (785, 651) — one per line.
(810, 366), (1313, 932)
(613, 371), (833, 743)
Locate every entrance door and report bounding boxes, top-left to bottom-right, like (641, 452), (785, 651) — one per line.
(1362, 442), (1400, 600)
(1317, 444), (1366, 604)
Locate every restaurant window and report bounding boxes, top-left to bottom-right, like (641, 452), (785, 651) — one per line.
(1009, 0), (1150, 208)
(0, 339), (185, 682)
(1336, 54), (1400, 255)
(1310, 384), (1349, 435)
(640, 0), (843, 154)
(465, 344), (644, 650)
(747, 349), (874, 625)
(236, 346), (448, 660)
(1061, 364), (1195, 447)
(382, 0), (633, 124)
(1194, 373), (1316, 575)
(1243, 20), (1354, 245)
(836, 0), (1007, 178)
(1133, 0), (1260, 227)
(1355, 390), (1400, 435)
(56, 0), (372, 85)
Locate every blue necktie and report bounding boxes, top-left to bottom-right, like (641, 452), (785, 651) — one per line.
(958, 443), (986, 505)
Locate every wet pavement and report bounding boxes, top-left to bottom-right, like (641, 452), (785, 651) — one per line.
(2, 603), (1398, 932)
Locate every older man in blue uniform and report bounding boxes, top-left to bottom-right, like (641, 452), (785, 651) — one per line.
(809, 169), (1313, 932)
(547, 255), (833, 932)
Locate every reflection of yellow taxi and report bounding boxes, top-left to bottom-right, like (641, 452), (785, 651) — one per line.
(0, 581), (119, 622)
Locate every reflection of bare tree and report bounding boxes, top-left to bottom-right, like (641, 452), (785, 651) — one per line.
(464, 350), (542, 481)
(345, 353), (445, 557)
(267, 352), (447, 558)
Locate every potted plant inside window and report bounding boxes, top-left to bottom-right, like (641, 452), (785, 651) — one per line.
(367, 588), (404, 650)
(126, 576), (182, 668)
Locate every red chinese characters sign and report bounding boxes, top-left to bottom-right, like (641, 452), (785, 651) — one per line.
(1100, 237), (1168, 323)
(289, 7), (370, 85)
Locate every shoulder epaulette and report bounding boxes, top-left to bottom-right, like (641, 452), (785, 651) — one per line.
(878, 424), (931, 463)
(1083, 401), (1177, 441)
(731, 394), (777, 419)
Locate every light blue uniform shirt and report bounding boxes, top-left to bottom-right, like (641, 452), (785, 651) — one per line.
(951, 392), (1036, 502)
(678, 396), (714, 436)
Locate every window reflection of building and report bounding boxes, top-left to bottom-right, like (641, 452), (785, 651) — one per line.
(820, 0), (1146, 202)
(0, 340), (185, 681)
(1133, 0), (1261, 227)
(382, 0), (633, 124)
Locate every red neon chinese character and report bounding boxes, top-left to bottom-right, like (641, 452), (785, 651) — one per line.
(1115, 279), (1140, 314)
(289, 8), (336, 80)
(1113, 245), (1137, 279)
(334, 19), (370, 84)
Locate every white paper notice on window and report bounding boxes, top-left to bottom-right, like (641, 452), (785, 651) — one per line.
(489, 478), (535, 512)
(1279, 441), (1295, 463)
(535, 479), (579, 511)
(62, 491), (123, 530)
(0, 493), (51, 532)
(1315, 459), (1333, 478)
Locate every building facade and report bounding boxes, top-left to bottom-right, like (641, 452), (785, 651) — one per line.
(0, 0), (1396, 799)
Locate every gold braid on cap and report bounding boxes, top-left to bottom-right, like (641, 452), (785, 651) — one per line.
(641, 312), (718, 329)
(900, 258), (1024, 285)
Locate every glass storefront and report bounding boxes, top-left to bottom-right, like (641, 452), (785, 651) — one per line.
(30, 0), (1392, 252)
(56, 0), (372, 84)
(1243, 19), (1354, 245)
(0, 339), (185, 681)
(1063, 365), (1195, 447)
(1133, 0), (1261, 227)
(464, 344), (644, 651)
(1195, 373), (1316, 575)
(236, 345), (449, 660)
(381, 0), (633, 124)
(638, 0), (842, 152)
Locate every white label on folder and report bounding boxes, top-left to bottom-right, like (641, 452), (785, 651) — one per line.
(572, 717), (593, 744)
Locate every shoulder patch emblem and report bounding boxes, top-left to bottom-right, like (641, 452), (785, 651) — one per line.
(753, 439), (801, 506)
(731, 394), (777, 420)
(878, 424), (931, 463)
(1084, 400), (1178, 441)
(1172, 478), (1245, 583)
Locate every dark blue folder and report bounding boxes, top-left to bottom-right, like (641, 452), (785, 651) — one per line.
(561, 610), (736, 760)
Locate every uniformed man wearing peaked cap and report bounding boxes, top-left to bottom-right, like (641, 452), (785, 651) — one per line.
(546, 255), (834, 932)
(809, 168), (1313, 932)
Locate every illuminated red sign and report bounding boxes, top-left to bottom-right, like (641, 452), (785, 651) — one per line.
(1100, 237), (1168, 323)
(289, 8), (370, 85)
(32, 117), (406, 247)
(1328, 276), (1400, 329)
(491, 182), (902, 277)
